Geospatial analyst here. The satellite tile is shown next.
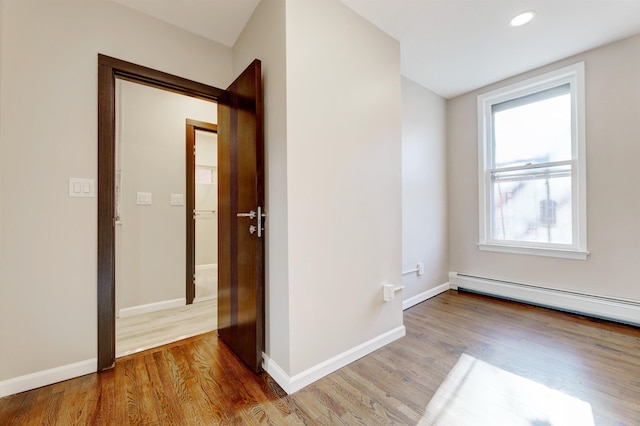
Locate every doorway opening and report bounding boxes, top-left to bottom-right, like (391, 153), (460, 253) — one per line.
(98, 55), (264, 373)
(112, 77), (218, 358)
(98, 54), (225, 370)
(186, 120), (219, 305)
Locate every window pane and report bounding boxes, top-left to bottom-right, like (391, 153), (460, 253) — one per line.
(493, 90), (571, 168)
(491, 165), (572, 244)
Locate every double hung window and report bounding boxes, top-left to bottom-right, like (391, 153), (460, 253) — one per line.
(477, 63), (588, 259)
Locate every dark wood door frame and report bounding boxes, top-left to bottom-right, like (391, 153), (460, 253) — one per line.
(97, 54), (225, 370)
(185, 119), (218, 305)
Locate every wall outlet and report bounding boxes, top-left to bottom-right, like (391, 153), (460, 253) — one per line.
(383, 283), (395, 302)
(417, 262), (425, 276)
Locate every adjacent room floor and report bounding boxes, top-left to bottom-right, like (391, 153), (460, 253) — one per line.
(115, 299), (217, 358)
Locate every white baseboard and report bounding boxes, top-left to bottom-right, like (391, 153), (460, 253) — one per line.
(194, 295), (217, 304)
(261, 352), (291, 392)
(449, 272), (640, 326)
(403, 282), (450, 310)
(263, 325), (406, 395)
(0, 358), (96, 398)
(118, 297), (185, 318)
(195, 263), (217, 271)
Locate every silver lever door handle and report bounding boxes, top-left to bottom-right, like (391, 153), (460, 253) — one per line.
(257, 206), (266, 238)
(237, 210), (256, 219)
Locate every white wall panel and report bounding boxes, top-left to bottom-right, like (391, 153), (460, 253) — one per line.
(401, 77), (449, 304)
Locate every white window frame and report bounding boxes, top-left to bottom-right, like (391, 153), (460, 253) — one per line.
(477, 62), (588, 260)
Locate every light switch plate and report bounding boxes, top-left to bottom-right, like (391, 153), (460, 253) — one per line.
(69, 178), (95, 198)
(137, 192), (152, 205)
(171, 194), (184, 206)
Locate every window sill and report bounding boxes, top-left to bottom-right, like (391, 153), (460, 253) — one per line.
(478, 243), (589, 260)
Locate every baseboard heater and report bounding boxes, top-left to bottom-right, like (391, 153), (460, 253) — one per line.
(449, 272), (640, 327)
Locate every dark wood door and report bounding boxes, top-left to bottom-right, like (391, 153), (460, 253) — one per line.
(217, 59), (265, 372)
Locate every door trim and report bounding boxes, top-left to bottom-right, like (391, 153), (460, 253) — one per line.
(186, 119), (218, 305)
(97, 54), (225, 370)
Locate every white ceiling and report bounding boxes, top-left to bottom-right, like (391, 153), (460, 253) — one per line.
(112, 0), (261, 47)
(113, 0), (640, 99)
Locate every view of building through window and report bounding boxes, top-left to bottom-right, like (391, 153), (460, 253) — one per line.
(490, 88), (572, 244)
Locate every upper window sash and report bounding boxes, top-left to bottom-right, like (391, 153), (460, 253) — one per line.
(491, 83), (570, 114)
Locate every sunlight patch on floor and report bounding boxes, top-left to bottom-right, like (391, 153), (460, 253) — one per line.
(420, 353), (594, 426)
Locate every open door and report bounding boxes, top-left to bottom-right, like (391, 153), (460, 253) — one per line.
(97, 55), (264, 372)
(217, 59), (265, 372)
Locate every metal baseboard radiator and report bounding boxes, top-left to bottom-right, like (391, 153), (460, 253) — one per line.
(449, 272), (640, 326)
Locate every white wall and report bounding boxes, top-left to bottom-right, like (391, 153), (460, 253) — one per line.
(401, 77), (449, 302)
(0, 0), (4, 375)
(233, 0), (291, 372)
(447, 34), (640, 303)
(285, 0), (403, 376)
(234, 0), (404, 385)
(0, 0), (232, 384)
(115, 80), (216, 314)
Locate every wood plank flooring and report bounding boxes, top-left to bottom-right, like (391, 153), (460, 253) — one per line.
(116, 299), (217, 358)
(1, 290), (639, 425)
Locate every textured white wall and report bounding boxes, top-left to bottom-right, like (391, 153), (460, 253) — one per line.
(115, 80), (216, 313)
(447, 34), (640, 302)
(0, 0), (4, 377)
(401, 77), (449, 299)
(286, 0), (403, 376)
(0, 0), (232, 381)
(235, 0), (403, 381)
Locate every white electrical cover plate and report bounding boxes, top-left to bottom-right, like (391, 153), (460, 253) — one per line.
(171, 194), (184, 206)
(69, 178), (95, 198)
(137, 192), (152, 205)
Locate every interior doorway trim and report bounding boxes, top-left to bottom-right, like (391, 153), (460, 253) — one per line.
(97, 54), (225, 370)
(186, 119), (218, 305)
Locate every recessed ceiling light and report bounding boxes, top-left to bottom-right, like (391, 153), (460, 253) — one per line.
(510, 11), (536, 27)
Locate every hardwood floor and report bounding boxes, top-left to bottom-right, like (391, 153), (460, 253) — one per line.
(1, 290), (639, 425)
(116, 299), (217, 358)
